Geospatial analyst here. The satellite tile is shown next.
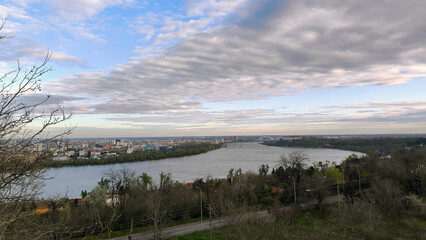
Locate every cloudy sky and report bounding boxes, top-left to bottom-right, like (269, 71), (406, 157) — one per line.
(1, 0), (425, 137)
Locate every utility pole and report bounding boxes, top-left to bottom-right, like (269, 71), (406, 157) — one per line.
(128, 217), (133, 240)
(337, 177), (340, 211)
(293, 177), (297, 204)
(209, 204), (212, 240)
(195, 187), (203, 222)
(355, 169), (361, 192)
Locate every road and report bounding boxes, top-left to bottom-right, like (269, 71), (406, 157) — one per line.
(113, 195), (343, 240)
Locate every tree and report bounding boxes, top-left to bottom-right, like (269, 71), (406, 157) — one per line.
(368, 178), (404, 219)
(258, 164), (269, 176)
(279, 151), (307, 172)
(278, 151), (307, 204)
(334, 199), (366, 233)
(148, 186), (168, 240)
(0, 20), (72, 239)
(227, 168), (235, 184)
(306, 173), (330, 209)
(139, 172), (152, 188)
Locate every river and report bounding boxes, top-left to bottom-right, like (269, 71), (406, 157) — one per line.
(41, 142), (360, 199)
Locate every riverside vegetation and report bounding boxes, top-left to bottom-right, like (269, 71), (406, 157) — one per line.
(48, 143), (223, 168)
(263, 136), (426, 156)
(3, 145), (425, 239)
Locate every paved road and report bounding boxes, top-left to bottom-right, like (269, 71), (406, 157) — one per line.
(113, 195), (343, 240)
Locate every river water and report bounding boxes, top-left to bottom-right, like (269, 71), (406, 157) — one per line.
(41, 142), (359, 199)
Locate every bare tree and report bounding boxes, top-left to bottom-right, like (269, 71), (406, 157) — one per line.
(365, 201), (383, 240)
(0, 20), (72, 239)
(147, 186), (169, 240)
(278, 151), (307, 204)
(147, 173), (172, 240)
(92, 169), (135, 238)
(279, 151), (307, 171)
(333, 199), (366, 233)
(367, 178), (404, 219)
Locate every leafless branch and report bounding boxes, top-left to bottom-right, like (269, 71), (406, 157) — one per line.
(0, 19), (73, 239)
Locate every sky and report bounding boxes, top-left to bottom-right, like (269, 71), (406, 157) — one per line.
(1, 0), (425, 137)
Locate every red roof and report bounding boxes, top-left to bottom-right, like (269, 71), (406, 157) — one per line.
(271, 187), (285, 194)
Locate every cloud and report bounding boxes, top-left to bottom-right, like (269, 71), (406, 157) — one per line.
(325, 101), (426, 110)
(16, 93), (89, 115)
(50, 51), (83, 63)
(48, 0), (123, 20)
(0, 3), (48, 34)
(107, 109), (278, 124)
(1, 0), (134, 42)
(320, 101), (426, 124)
(129, 0), (252, 57)
(40, 0), (426, 122)
(0, 3), (85, 65)
(184, 0), (251, 18)
(100, 100), (426, 135)
(0, 36), (83, 65)
(130, 12), (216, 54)
(0, 4), (31, 20)
(20, 93), (86, 105)
(92, 100), (202, 114)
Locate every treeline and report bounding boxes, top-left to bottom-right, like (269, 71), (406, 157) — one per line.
(48, 143), (223, 168)
(263, 136), (426, 155)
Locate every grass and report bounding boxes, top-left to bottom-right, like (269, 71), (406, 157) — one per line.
(167, 230), (219, 240)
(72, 217), (203, 240)
(72, 204), (268, 239)
(167, 207), (426, 240)
(73, 202), (426, 240)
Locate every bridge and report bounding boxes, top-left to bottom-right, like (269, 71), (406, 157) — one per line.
(257, 136), (275, 141)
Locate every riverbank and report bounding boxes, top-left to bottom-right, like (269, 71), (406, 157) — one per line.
(262, 137), (426, 155)
(48, 143), (223, 168)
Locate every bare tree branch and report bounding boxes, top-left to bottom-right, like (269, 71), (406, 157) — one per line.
(0, 19), (73, 239)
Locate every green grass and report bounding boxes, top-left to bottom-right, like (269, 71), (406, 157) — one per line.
(167, 230), (219, 240)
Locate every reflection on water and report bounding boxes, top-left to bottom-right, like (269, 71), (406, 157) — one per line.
(42, 142), (360, 199)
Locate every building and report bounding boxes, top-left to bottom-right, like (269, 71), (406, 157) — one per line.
(36, 143), (43, 152)
(52, 156), (69, 161)
(144, 145), (156, 151)
(66, 150), (75, 157)
(90, 150), (101, 158)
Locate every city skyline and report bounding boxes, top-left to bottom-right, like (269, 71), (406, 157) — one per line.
(1, 0), (425, 137)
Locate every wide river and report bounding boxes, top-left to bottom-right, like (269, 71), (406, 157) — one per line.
(42, 142), (360, 199)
